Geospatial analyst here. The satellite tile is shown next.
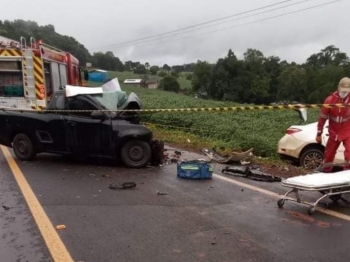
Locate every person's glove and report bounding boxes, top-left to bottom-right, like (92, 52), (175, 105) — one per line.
(316, 135), (322, 143)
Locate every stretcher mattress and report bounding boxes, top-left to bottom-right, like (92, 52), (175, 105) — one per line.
(283, 170), (350, 189)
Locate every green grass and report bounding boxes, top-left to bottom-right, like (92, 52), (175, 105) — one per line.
(177, 76), (192, 90)
(119, 85), (319, 158)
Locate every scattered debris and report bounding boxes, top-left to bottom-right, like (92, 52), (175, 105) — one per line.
(56, 225), (66, 230)
(175, 151), (182, 156)
(2, 205), (10, 211)
(157, 191), (168, 196)
(222, 166), (281, 182)
(102, 174), (111, 178)
(283, 166), (290, 172)
(89, 174), (96, 177)
(171, 159), (179, 163)
(108, 182), (137, 190)
(187, 139), (191, 143)
(203, 148), (254, 164)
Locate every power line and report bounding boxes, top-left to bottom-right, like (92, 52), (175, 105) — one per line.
(93, 0), (297, 50)
(108, 0), (316, 49)
(116, 0), (341, 50)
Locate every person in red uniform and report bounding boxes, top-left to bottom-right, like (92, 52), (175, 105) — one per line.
(316, 77), (350, 171)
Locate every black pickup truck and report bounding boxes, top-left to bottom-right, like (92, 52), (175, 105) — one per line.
(0, 88), (162, 168)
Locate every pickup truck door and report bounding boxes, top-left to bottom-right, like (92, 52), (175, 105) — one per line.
(65, 96), (113, 157)
(37, 93), (69, 153)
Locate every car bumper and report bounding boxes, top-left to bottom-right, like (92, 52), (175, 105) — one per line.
(277, 135), (307, 159)
(150, 139), (164, 166)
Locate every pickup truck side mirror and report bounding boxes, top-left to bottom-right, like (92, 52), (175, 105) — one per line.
(91, 111), (106, 120)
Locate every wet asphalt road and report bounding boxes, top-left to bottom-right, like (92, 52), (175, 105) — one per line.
(2, 147), (350, 262)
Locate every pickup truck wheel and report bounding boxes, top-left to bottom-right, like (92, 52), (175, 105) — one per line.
(121, 140), (151, 168)
(13, 134), (36, 161)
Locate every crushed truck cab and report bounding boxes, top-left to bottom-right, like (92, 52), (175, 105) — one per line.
(0, 82), (162, 168)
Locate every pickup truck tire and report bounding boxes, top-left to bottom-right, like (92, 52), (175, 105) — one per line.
(13, 133), (36, 161)
(121, 140), (151, 168)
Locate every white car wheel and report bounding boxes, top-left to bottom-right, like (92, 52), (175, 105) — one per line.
(300, 148), (324, 170)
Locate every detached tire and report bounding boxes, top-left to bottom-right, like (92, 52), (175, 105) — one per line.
(13, 133), (36, 161)
(299, 148), (324, 170)
(121, 140), (151, 168)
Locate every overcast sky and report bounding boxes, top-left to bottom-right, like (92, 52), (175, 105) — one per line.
(2, 0), (349, 66)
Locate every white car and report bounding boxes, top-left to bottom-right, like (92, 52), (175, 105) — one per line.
(277, 109), (345, 169)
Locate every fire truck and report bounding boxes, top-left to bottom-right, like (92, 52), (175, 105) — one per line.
(0, 35), (83, 110)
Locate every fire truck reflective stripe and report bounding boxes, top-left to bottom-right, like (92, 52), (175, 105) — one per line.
(33, 55), (45, 102)
(0, 49), (21, 56)
(33, 57), (44, 83)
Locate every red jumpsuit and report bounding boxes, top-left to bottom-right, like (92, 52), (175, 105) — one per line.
(317, 91), (350, 166)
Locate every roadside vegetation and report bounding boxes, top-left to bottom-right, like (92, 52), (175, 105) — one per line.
(120, 84), (319, 158)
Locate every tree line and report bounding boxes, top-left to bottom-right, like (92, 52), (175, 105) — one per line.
(192, 47), (350, 104)
(2, 20), (349, 104)
(0, 20), (193, 74)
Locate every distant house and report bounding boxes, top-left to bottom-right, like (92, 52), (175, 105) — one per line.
(123, 79), (142, 87)
(145, 79), (159, 89)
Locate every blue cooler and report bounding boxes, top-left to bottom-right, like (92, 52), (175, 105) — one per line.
(177, 161), (213, 179)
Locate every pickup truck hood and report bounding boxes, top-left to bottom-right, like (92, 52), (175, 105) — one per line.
(112, 120), (152, 141)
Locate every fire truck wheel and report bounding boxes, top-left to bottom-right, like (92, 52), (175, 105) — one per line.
(121, 140), (151, 168)
(13, 133), (37, 161)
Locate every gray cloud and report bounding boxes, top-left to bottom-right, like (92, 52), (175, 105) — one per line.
(2, 0), (348, 66)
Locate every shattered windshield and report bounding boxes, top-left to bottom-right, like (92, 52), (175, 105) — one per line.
(90, 91), (128, 111)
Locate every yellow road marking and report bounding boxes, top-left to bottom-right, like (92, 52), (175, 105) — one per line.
(0, 146), (73, 262)
(213, 173), (350, 222)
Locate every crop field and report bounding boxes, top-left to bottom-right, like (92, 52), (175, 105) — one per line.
(119, 84), (319, 158)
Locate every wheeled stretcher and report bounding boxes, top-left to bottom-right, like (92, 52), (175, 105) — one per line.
(277, 169), (350, 215)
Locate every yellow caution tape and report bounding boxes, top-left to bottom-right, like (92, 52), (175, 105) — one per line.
(0, 103), (349, 113)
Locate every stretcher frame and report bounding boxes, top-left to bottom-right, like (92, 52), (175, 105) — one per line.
(277, 181), (350, 215)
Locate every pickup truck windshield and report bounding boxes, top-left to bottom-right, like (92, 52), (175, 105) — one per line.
(90, 91), (128, 111)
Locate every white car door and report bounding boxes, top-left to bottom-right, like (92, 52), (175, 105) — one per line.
(322, 120), (345, 162)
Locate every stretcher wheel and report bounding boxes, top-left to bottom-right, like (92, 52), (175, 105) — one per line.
(330, 194), (342, 202)
(277, 199), (285, 208)
(308, 206), (316, 215)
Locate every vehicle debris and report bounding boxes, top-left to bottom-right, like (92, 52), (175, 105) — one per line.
(222, 166), (281, 182)
(202, 148), (254, 164)
(2, 205), (10, 211)
(156, 191), (168, 196)
(56, 225), (66, 230)
(108, 182), (137, 190)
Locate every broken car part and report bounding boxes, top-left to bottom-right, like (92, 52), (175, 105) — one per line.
(222, 166), (281, 182)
